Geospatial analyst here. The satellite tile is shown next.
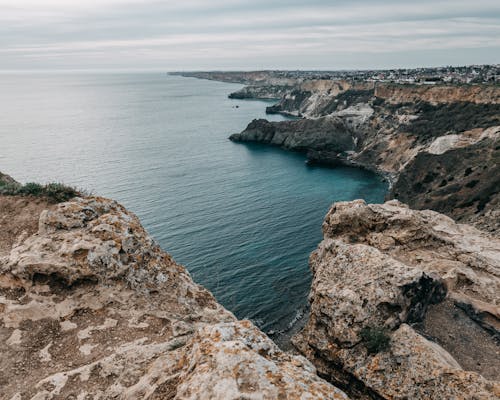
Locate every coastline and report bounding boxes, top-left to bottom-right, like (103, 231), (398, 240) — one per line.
(204, 72), (500, 234)
(2, 72), (499, 399)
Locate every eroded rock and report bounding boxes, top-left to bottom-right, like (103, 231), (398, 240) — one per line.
(293, 200), (500, 399)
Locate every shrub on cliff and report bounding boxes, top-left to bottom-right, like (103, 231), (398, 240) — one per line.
(0, 180), (78, 203)
(403, 101), (500, 139)
(360, 326), (391, 354)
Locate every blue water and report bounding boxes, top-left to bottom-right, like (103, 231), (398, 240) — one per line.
(0, 73), (386, 335)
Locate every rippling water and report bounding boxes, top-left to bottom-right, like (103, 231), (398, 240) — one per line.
(0, 72), (387, 335)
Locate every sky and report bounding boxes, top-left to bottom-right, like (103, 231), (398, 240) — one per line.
(1, 0), (500, 71)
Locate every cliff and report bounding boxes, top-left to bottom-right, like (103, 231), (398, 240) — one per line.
(228, 85), (293, 100)
(2, 182), (498, 399)
(293, 200), (500, 399)
(0, 186), (348, 399)
(231, 82), (500, 233)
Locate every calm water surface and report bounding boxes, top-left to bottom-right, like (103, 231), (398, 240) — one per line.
(0, 73), (387, 335)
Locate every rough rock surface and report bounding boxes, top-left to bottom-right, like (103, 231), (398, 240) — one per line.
(266, 81), (374, 118)
(293, 200), (500, 399)
(375, 83), (500, 105)
(0, 194), (348, 399)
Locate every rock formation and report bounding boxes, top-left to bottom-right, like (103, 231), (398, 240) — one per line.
(0, 191), (348, 399)
(228, 85), (293, 100)
(293, 199), (500, 399)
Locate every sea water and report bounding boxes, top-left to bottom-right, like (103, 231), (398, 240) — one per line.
(0, 72), (386, 336)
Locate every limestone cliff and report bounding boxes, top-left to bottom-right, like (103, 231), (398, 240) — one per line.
(0, 190), (348, 399)
(228, 85), (293, 100)
(231, 82), (500, 233)
(293, 200), (500, 399)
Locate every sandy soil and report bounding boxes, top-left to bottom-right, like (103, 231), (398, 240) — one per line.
(0, 195), (52, 257)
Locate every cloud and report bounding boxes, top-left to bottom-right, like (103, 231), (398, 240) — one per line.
(1, 0), (499, 70)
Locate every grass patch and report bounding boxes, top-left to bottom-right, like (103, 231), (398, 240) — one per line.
(0, 180), (79, 203)
(360, 326), (391, 354)
(402, 101), (500, 139)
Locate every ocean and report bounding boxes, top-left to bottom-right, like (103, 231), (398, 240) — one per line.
(0, 72), (387, 338)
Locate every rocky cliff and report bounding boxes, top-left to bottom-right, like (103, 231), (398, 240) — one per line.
(228, 85), (293, 100)
(231, 82), (500, 233)
(293, 200), (500, 399)
(375, 83), (500, 105)
(0, 185), (348, 399)
(2, 184), (498, 399)
(171, 71), (299, 100)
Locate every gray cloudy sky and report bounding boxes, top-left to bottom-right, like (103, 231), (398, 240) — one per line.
(1, 0), (499, 71)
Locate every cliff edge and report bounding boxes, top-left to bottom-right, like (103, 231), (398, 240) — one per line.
(293, 200), (500, 399)
(1, 174), (499, 399)
(0, 186), (347, 399)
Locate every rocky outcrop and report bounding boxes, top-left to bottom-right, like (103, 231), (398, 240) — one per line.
(0, 194), (348, 399)
(0, 172), (17, 185)
(293, 200), (500, 399)
(228, 85), (294, 100)
(266, 80), (375, 118)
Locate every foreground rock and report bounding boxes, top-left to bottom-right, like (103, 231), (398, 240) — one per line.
(228, 85), (294, 100)
(293, 200), (500, 399)
(0, 194), (348, 399)
(230, 117), (360, 155)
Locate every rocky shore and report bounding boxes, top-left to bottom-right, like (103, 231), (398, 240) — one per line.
(293, 200), (500, 399)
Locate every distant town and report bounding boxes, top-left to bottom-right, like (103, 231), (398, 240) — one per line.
(262, 64), (500, 84)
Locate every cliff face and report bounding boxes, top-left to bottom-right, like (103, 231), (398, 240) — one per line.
(267, 80), (375, 118)
(230, 117), (360, 154)
(228, 85), (293, 100)
(269, 82), (500, 117)
(0, 191), (348, 399)
(293, 200), (500, 399)
(375, 83), (500, 105)
(231, 82), (500, 233)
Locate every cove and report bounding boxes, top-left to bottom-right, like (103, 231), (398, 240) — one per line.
(0, 72), (387, 336)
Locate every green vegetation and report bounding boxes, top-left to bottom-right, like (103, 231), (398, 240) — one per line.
(0, 180), (78, 203)
(403, 101), (500, 139)
(320, 89), (375, 114)
(360, 326), (391, 354)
